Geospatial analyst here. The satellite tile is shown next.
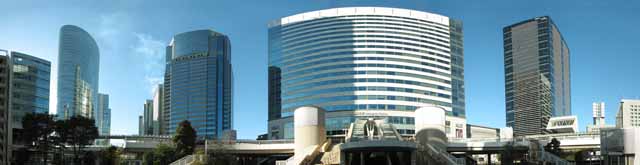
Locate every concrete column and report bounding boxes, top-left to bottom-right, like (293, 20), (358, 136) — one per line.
(414, 106), (447, 150)
(294, 106), (326, 156)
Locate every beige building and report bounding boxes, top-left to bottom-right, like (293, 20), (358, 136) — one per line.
(616, 99), (640, 128)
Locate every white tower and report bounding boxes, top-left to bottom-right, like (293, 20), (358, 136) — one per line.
(593, 102), (605, 126)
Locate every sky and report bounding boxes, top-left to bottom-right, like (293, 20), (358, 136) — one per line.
(1, 0), (639, 139)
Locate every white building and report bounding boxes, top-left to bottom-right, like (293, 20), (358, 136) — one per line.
(587, 102), (615, 133)
(267, 7), (467, 139)
(617, 99), (640, 128)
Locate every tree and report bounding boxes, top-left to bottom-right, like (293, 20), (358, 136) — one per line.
(173, 120), (197, 157)
(544, 138), (561, 155)
(156, 144), (178, 164)
(21, 113), (57, 164)
(59, 116), (99, 164)
(100, 146), (121, 165)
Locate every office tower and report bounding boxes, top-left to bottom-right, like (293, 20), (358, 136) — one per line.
(164, 30), (233, 139)
(8, 52), (51, 128)
(0, 50), (9, 165)
(152, 84), (164, 135)
(503, 16), (571, 136)
(96, 93), (110, 135)
(142, 100), (153, 135)
(616, 99), (640, 128)
(0, 49), (51, 163)
(268, 7), (465, 139)
(593, 102), (605, 126)
(138, 115), (144, 135)
(57, 25), (100, 120)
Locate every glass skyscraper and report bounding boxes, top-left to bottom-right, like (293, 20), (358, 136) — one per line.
(503, 16), (571, 136)
(96, 93), (110, 136)
(8, 51), (51, 128)
(57, 25), (100, 120)
(268, 7), (466, 139)
(164, 30), (233, 139)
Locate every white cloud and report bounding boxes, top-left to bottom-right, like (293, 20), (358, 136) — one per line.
(133, 33), (166, 95)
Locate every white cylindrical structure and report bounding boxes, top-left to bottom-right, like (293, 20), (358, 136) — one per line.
(415, 106), (446, 132)
(414, 106), (447, 150)
(294, 106), (326, 156)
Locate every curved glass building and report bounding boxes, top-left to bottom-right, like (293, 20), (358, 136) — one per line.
(268, 7), (466, 139)
(164, 30), (233, 139)
(57, 25), (100, 120)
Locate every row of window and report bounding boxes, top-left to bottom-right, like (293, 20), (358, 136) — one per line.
(283, 39), (450, 59)
(284, 56), (449, 72)
(282, 33), (449, 52)
(281, 29), (450, 48)
(278, 50), (449, 67)
(281, 15), (449, 34)
(285, 77), (450, 93)
(282, 94), (452, 110)
(281, 20), (449, 40)
(280, 45), (450, 64)
(283, 63), (450, 80)
(283, 70), (450, 87)
(284, 85), (450, 101)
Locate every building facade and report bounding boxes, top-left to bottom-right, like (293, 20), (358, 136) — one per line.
(57, 25), (100, 120)
(593, 102), (605, 126)
(588, 102), (615, 133)
(0, 50), (10, 165)
(164, 30), (233, 139)
(96, 93), (110, 136)
(8, 52), (51, 128)
(617, 99), (640, 128)
(268, 7), (466, 139)
(503, 16), (571, 136)
(152, 85), (164, 135)
(141, 100), (153, 135)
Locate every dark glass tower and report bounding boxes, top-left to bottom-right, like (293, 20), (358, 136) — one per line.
(503, 16), (571, 136)
(57, 25), (100, 120)
(164, 30), (233, 139)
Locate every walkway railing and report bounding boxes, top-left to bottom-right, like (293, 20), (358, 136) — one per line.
(418, 143), (465, 165)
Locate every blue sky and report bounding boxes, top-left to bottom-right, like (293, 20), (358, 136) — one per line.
(1, 0), (639, 139)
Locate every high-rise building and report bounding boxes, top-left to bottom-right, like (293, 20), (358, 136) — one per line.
(152, 84), (164, 135)
(8, 51), (51, 128)
(57, 25), (100, 120)
(503, 16), (571, 136)
(138, 115), (144, 135)
(593, 102), (605, 126)
(0, 49), (52, 163)
(164, 30), (233, 139)
(616, 99), (640, 128)
(268, 7), (466, 139)
(96, 93), (110, 136)
(142, 99), (153, 135)
(0, 50), (10, 165)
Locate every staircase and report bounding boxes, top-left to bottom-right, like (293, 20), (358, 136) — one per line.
(528, 140), (574, 165)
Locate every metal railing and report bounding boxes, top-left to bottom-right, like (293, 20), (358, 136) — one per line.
(418, 143), (465, 165)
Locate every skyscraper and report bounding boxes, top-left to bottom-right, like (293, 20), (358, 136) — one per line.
(0, 50), (10, 165)
(96, 93), (110, 136)
(268, 7), (466, 139)
(503, 16), (571, 136)
(57, 25), (100, 120)
(0, 49), (52, 163)
(142, 99), (153, 135)
(8, 51), (51, 128)
(152, 84), (164, 135)
(164, 30), (233, 139)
